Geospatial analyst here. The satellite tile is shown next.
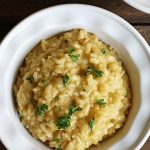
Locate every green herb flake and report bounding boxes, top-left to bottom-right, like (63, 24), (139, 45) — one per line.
(62, 74), (70, 87)
(94, 70), (104, 79)
(26, 76), (34, 84)
(56, 105), (82, 129)
(41, 79), (47, 85)
(68, 48), (75, 55)
(18, 112), (23, 120)
(68, 105), (82, 116)
(70, 54), (80, 63)
(96, 99), (106, 107)
(54, 138), (62, 143)
(84, 67), (95, 75)
(101, 48), (106, 55)
(37, 104), (48, 116)
(85, 67), (104, 79)
(68, 48), (80, 63)
(89, 118), (95, 130)
(56, 116), (70, 129)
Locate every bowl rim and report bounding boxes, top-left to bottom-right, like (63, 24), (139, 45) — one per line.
(0, 4), (150, 150)
(123, 0), (150, 14)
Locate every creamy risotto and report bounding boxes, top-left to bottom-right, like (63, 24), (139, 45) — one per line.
(13, 29), (131, 150)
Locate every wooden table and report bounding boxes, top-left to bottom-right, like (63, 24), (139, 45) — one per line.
(0, 0), (149, 149)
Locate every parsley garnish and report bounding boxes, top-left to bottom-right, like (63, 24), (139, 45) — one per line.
(62, 74), (70, 87)
(26, 76), (34, 83)
(68, 48), (80, 63)
(54, 138), (62, 150)
(69, 54), (80, 63)
(68, 48), (75, 55)
(84, 67), (95, 75)
(54, 138), (62, 143)
(37, 104), (48, 116)
(96, 99), (106, 107)
(18, 112), (23, 120)
(94, 70), (104, 78)
(101, 48), (106, 55)
(85, 67), (104, 79)
(56, 116), (71, 129)
(56, 105), (82, 129)
(68, 105), (82, 116)
(41, 79), (47, 86)
(89, 118), (94, 130)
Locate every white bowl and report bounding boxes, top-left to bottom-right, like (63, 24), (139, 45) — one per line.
(0, 4), (150, 150)
(123, 0), (150, 14)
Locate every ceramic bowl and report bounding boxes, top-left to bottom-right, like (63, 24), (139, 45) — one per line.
(0, 4), (150, 150)
(123, 0), (150, 14)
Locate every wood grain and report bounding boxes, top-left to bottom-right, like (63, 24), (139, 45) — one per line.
(0, 0), (150, 24)
(134, 26), (150, 45)
(0, 0), (149, 149)
(141, 138), (150, 150)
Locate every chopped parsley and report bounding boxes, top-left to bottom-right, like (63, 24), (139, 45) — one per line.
(68, 48), (75, 55)
(69, 54), (80, 63)
(54, 138), (62, 150)
(85, 67), (104, 79)
(41, 79), (47, 86)
(96, 99), (106, 107)
(62, 74), (70, 87)
(68, 105), (82, 116)
(56, 105), (82, 129)
(68, 48), (80, 63)
(89, 118), (95, 130)
(18, 112), (23, 120)
(84, 67), (95, 75)
(56, 116), (71, 129)
(26, 76), (34, 83)
(94, 70), (104, 78)
(37, 104), (48, 116)
(54, 138), (62, 143)
(101, 48), (106, 55)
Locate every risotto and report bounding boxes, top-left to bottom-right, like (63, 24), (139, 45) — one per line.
(13, 29), (131, 150)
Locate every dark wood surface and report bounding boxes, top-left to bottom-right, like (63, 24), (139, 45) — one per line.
(0, 0), (149, 149)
